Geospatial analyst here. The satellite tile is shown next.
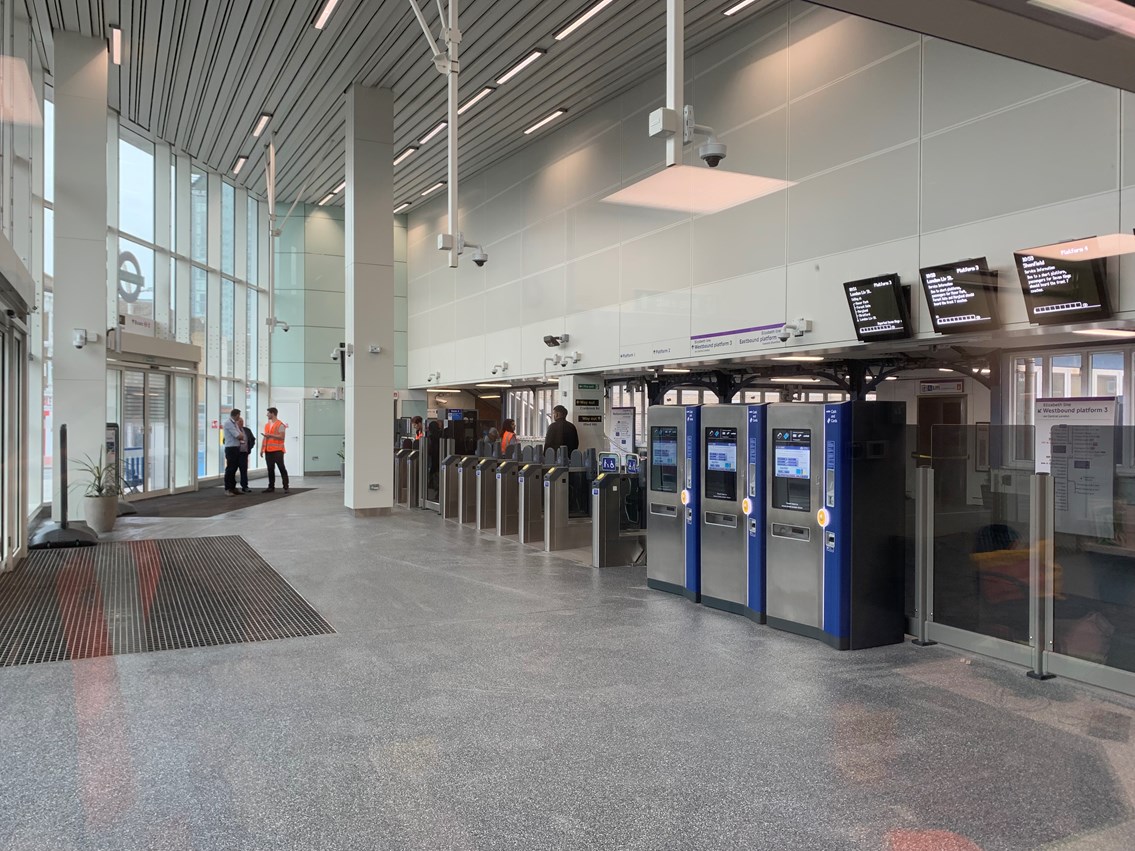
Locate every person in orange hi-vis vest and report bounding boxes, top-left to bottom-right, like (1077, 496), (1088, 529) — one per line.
(259, 406), (290, 494)
(500, 419), (516, 455)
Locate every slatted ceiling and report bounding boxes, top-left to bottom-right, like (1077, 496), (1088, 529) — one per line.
(33, 0), (786, 207)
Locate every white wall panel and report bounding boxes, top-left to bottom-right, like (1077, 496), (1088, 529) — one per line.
(692, 21), (788, 135)
(788, 5), (918, 100)
(485, 231), (523, 289)
(522, 212), (566, 277)
(922, 83), (1119, 233)
(521, 267), (566, 325)
(454, 292), (486, 339)
(429, 302), (455, 347)
(691, 268), (787, 341)
(428, 266), (456, 311)
(564, 306), (620, 370)
(487, 279), (523, 328)
(620, 222), (692, 300)
(566, 199), (628, 259)
(565, 247), (620, 314)
(431, 341), (455, 385)
(521, 319), (565, 376)
(620, 289), (693, 361)
(523, 168), (567, 225)
(691, 192), (788, 286)
(559, 127), (623, 208)
(788, 143), (919, 263)
(789, 47), (919, 180)
(449, 335), (484, 384)
(922, 39), (1078, 136)
(718, 108), (789, 180)
(1124, 93), (1135, 189)
(483, 328), (523, 378)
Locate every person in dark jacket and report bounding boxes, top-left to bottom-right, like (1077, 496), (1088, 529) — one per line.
(543, 405), (579, 455)
(237, 416), (255, 494)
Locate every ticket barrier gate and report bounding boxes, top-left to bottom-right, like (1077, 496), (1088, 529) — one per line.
(394, 448), (412, 507)
(455, 455), (480, 524)
(699, 404), (767, 621)
(517, 461), (547, 545)
(646, 406), (700, 599)
(765, 401), (906, 649)
(438, 454), (461, 519)
(475, 457), (500, 531)
(406, 449), (421, 510)
(496, 460), (521, 536)
(592, 454), (647, 567)
(544, 450), (596, 552)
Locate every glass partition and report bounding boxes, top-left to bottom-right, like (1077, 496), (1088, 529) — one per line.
(930, 425), (1034, 644)
(1050, 426), (1135, 673)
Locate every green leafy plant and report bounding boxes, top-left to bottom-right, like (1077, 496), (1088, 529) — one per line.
(72, 448), (125, 497)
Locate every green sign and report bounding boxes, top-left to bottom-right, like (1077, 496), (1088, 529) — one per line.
(577, 383), (599, 390)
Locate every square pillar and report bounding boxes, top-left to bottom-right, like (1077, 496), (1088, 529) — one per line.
(52, 33), (108, 521)
(344, 85), (394, 516)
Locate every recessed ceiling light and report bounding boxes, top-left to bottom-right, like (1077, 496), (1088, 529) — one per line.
(884, 376), (898, 381)
(771, 355), (823, 362)
(333, 180), (346, 194)
(232, 156), (247, 175)
(661, 368), (691, 373)
(421, 181), (445, 196)
(393, 146), (417, 165)
(314, 0), (341, 30)
(555, 0), (615, 40)
(318, 193), (336, 206)
(770, 377), (821, 383)
(394, 202), (411, 214)
(110, 26), (122, 65)
(1072, 329), (1135, 337)
(458, 87), (495, 115)
(419, 121), (448, 145)
(252, 113), (272, 137)
(497, 49), (545, 85)
(476, 383), (513, 388)
(524, 109), (566, 135)
(427, 388), (460, 393)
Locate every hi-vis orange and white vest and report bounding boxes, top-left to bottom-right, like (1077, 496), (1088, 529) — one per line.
(263, 419), (286, 453)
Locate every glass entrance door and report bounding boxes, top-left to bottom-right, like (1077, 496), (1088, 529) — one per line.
(110, 366), (196, 497)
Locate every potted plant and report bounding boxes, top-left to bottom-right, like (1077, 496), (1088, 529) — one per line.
(73, 448), (125, 534)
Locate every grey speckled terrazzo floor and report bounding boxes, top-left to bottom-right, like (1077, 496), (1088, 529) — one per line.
(3, 479), (1135, 851)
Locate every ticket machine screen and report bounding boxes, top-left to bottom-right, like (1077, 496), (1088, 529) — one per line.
(705, 427), (738, 501)
(650, 426), (679, 493)
(772, 429), (812, 511)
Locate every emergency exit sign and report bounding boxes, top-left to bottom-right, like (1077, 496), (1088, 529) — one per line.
(919, 380), (964, 394)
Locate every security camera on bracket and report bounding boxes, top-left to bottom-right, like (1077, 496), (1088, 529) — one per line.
(437, 232), (488, 267)
(777, 317), (813, 343)
(543, 333), (570, 348)
(684, 105), (726, 168)
(491, 361), (509, 375)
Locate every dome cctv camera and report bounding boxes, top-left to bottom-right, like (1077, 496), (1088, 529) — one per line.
(472, 248), (488, 267)
(699, 140), (727, 168)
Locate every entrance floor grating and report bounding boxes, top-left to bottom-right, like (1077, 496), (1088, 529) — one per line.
(0, 536), (334, 666)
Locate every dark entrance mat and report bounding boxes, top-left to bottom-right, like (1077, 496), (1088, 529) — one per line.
(0, 536), (334, 666)
(131, 486), (313, 518)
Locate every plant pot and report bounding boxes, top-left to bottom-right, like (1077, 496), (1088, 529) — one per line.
(340, 461), (345, 478)
(85, 494), (119, 535)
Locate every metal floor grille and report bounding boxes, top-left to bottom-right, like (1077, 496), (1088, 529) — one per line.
(0, 536), (334, 666)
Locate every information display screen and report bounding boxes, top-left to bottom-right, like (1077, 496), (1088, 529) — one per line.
(650, 426), (679, 493)
(843, 274), (912, 342)
(771, 429), (812, 512)
(919, 258), (1000, 334)
(1013, 248), (1111, 325)
(704, 427), (738, 502)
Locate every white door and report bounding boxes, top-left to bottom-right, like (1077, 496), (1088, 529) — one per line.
(273, 401), (302, 466)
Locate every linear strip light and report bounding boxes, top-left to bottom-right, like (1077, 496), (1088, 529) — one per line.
(393, 146), (418, 165)
(419, 121), (448, 145)
(524, 109), (566, 135)
(232, 156), (247, 175)
(661, 368), (691, 373)
(479, 394), (501, 399)
(497, 49), (545, 85)
(110, 26), (122, 65)
(771, 355), (823, 362)
(476, 383), (513, 388)
(724, 0), (774, 16)
(427, 388), (460, 393)
(315, 0), (341, 30)
(394, 202), (411, 214)
(333, 180), (346, 194)
(555, 0), (615, 40)
(318, 192), (336, 206)
(458, 87), (495, 115)
(421, 181), (446, 196)
(1030, 0), (1135, 38)
(1072, 329), (1135, 337)
(770, 377), (821, 383)
(253, 113), (272, 137)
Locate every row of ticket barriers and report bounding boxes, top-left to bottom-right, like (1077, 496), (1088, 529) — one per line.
(393, 439), (648, 568)
(394, 400), (909, 651)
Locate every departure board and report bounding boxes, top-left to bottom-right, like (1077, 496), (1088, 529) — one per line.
(842, 274), (912, 342)
(1013, 248), (1111, 325)
(919, 258), (1000, 334)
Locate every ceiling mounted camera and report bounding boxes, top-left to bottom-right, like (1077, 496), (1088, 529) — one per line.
(471, 248), (489, 267)
(543, 333), (570, 348)
(698, 140), (727, 168)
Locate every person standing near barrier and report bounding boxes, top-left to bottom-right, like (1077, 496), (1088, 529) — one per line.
(543, 406), (579, 456)
(223, 408), (245, 497)
(260, 407), (290, 494)
(500, 419), (516, 455)
(236, 415), (254, 493)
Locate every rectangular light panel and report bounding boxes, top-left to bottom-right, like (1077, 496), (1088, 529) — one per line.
(603, 164), (793, 214)
(232, 156), (247, 175)
(315, 0), (341, 30)
(253, 113), (272, 137)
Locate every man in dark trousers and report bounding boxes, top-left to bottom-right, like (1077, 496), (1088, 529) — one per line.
(543, 405), (579, 456)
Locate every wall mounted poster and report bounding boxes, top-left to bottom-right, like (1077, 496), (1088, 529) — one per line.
(1034, 397), (1118, 538)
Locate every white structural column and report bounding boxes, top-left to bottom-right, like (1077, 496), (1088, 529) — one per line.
(344, 85), (395, 516)
(52, 33), (108, 522)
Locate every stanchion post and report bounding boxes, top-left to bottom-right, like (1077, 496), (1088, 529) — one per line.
(912, 465), (937, 646)
(1027, 472), (1056, 680)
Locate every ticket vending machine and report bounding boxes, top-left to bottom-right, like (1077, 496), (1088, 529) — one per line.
(646, 405), (700, 599)
(766, 401), (906, 649)
(699, 404), (766, 620)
